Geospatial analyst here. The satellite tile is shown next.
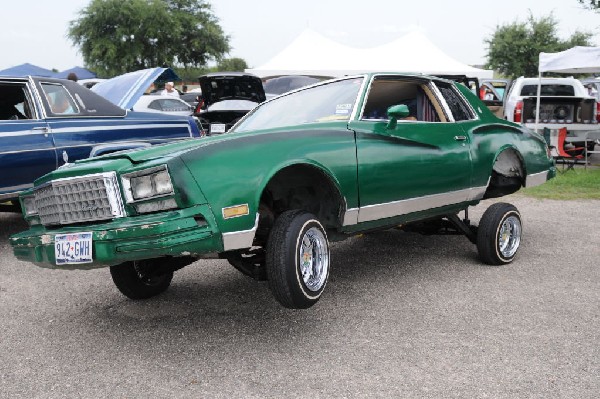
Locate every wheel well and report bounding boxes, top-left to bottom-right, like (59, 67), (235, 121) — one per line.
(259, 164), (345, 235)
(483, 148), (525, 199)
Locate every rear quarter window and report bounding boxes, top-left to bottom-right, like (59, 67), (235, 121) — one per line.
(521, 84), (575, 96)
(436, 82), (475, 121)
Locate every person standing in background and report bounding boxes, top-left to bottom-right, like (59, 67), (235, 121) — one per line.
(161, 82), (180, 97)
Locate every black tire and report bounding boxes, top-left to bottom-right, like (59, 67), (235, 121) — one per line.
(476, 203), (522, 265)
(109, 260), (173, 299)
(266, 210), (330, 309)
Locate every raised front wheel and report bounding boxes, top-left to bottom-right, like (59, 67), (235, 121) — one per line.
(266, 210), (330, 309)
(476, 203), (522, 265)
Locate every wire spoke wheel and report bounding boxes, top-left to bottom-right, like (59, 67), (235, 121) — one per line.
(298, 227), (329, 292)
(498, 215), (521, 259)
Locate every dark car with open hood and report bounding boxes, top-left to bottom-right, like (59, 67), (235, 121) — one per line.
(194, 72), (266, 135)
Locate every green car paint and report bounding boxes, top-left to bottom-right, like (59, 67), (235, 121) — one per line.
(10, 73), (556, 271)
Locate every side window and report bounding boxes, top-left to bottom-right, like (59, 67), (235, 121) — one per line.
(436, 82), (474, 121)
(361, 78), (444, 122)
(41, 83), (79, 115)
(0, 82), (34, 120)
(162, 99), (190, 111)
(148, 100), (162, 111)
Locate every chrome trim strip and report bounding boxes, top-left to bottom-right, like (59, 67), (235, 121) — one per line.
(0, 129), (49, 138)
(0, 123), (188, 139)
(343, 208), (359, 226)
(222, 213), (260, 251)
(349, 75), (370, 121)
(347, 185), (488, 224)
(50, 123), (188, 134)
(429, 81), (454, 122)
(525, 171), (548, 188)
(0, 186), (30, 200)
(0, 138), (186, 156)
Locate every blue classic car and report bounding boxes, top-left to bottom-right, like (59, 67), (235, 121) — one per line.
(0, 68), (202, 205)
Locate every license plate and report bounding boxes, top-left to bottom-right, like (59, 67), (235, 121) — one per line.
(210, 123), (226, 134)
(55, 232), (93, 265)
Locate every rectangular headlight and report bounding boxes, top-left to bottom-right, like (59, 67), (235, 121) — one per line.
(122, 165), (175, 203)
(22, 195), (38, 216)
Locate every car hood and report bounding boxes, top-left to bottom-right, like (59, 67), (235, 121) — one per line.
(80, 132), (239, 165)
(199, 73), (266, 107)
(92, 67), (180, 110)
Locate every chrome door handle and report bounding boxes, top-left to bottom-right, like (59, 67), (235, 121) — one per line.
(454, 135), (467, 141)
(32, 127), (48, 132)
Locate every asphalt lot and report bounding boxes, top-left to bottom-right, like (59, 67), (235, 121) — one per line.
(1, 195), (599, 398)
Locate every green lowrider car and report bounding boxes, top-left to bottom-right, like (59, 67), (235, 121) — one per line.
(10, 73), (556, 309)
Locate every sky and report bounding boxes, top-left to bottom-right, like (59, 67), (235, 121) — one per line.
(1, 0), (600, 73)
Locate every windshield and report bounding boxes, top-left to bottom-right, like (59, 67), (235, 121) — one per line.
(263, 76), (321, 95)
(234, 77), (364, 132)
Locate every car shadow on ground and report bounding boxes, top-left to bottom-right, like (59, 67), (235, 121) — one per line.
(2, 210), (485, 345)
(61, 229), (481, 338)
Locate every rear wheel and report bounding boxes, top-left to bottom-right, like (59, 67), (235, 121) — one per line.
(476, 203), (522, 265)
(266, 210), (330, 309)
(110, 259), (173, 299)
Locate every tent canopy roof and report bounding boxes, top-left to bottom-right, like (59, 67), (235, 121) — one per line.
(0, 63), (55, 77)
(247, 29), (492, 79)
(53, 66), (97, 80)
(539, 46), (600, 74)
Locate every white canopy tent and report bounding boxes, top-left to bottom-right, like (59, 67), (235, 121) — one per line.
(535, 46), (600, 129)
(539, 46), (600, 74)
(246, 29), (493, 79)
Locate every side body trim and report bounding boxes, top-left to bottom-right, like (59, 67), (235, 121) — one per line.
(221, 213), (260, 251)
(343, 185), (488, 226)
(220, 186), (490, 248)
(525, 171), (549, 188)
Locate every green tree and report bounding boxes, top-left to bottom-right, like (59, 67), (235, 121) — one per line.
(68, 0), (232, 77)
(485, 13), (592, 78)
(577, 0), (600, 10)
(216, 57), (249, 72)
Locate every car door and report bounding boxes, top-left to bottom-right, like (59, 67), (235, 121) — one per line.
(348, 76), (472, 223)
(0, 80), (56, 198)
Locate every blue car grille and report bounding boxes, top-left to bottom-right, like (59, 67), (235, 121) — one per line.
(34, 172), (125, 226)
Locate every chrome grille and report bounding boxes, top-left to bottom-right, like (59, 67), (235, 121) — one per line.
(34, 172), (125, 226)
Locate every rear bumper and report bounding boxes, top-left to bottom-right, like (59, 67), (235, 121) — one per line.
(9, 205), (222, 270)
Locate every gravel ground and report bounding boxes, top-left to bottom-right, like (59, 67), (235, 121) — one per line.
(0, 194), (599, 398)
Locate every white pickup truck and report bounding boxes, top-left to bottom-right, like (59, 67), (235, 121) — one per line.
(503, 77), (599, 150)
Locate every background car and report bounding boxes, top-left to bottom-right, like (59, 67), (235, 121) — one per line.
(503, 76), (598, 149)
(133, 95), (193, 116)
(179, 92), (201, 109)
(263, 75), (323, 99)
(11, 73), (555, 310)
(0, 68), (201, 206)
(194, 72), (266, 134)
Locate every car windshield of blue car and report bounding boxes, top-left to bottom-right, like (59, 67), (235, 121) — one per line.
(233, 77), (364, 132)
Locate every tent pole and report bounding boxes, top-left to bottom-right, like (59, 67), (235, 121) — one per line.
(535, 71), (542, 134)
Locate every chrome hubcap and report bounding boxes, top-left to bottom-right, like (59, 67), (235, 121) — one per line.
(498, 215), (521, 258)
(298, 227), (329, 292)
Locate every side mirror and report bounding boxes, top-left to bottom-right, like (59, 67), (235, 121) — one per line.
(386, 104), (410, 129)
